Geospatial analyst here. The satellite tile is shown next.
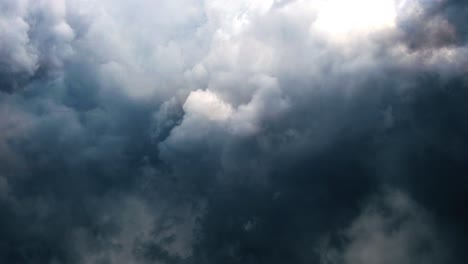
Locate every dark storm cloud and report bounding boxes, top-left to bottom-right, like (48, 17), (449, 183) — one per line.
(0, 0), (467, 264)
(398, 0), (468, 49)
(180, 67), (468, 263)
(319, 190), (453, 264)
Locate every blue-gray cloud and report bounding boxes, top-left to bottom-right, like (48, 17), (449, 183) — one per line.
(0, 0), (467, 263)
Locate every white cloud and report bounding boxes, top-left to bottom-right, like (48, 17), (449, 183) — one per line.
(183, 89), (234, 121)
(313, 0), (397, 39)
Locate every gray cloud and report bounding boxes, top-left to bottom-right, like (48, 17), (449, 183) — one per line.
(320, 190), (451, 264)
(0, 0), (467, 263)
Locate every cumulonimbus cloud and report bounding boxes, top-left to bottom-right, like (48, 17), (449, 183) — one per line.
(0, 0), (467, 263)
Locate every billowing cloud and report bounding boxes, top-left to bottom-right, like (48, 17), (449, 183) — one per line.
(0, 0), (467, 263)
(319, 190), (451, 264)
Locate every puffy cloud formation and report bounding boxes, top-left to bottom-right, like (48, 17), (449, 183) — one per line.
(319, 190), (452, 264)
(0, 0), (467, 263)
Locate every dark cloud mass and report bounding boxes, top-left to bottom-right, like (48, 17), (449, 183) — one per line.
(0, 0), (467, 263)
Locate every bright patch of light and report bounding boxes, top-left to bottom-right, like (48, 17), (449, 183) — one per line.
(314, 0), (397, 37)
(183, 89), (233, 121)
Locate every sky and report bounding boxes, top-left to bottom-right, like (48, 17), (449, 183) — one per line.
(0, 0), (467, 263)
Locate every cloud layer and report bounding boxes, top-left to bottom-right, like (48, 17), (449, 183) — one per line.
(0, 0), (467, 263)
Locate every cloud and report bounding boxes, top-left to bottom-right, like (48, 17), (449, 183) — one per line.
(319, 190), (451, 264)
(183, 89), (233, 121)
(0, 0), (467, 263)
(397, 0), (468, 49)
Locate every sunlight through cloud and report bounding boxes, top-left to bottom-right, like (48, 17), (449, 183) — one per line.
(314, 0), (397, 38)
